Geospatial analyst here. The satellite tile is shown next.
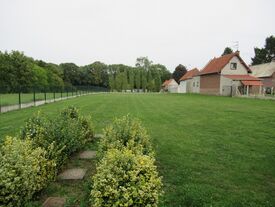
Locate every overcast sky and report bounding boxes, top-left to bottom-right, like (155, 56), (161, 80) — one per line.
(0, 0), (274, 71)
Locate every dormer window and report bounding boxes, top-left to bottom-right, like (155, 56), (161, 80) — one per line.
(230, 63), (237, 70)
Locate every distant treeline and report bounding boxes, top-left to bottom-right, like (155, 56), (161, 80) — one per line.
(0, 51), (171, 93)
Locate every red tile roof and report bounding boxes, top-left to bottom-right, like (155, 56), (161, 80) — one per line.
(241, 80), (263, 86)
(200, 52), (251, 75)
(162, 79), (172, 87)
(223, 75), (261, 81)
(179, 68), (200, 81)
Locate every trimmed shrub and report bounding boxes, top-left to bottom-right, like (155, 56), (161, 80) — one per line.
(21, 106), (94, 170)
(91, 148), (162, 207)
(0, 136), (55, 207)
(98, 115), (153, 159)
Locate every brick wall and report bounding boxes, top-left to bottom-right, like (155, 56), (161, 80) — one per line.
(200, 74), (220, 95)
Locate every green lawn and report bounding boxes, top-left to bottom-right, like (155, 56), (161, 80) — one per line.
(0, 91), (82, 106)
(0, 93), (275, 206)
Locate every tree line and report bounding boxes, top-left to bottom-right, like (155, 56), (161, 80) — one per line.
(0, 51), (171, 93)
(109, 57), (171, 92)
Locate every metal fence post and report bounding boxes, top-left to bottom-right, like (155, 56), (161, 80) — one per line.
(19, 92), (21, 109)
(44, 91), (47, 103)
(33, 90), (36, 106)
(53, 91), (55, 102)
(0, 93), (2, 113)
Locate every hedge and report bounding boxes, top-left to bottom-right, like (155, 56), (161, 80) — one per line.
(91, 116), (162, 207)
(0, 106), (94, 206)
(97, 115), (153, 159)
(21, 106), (94, 170)
(0, 137), (55, 207)
(91, 149), (162, 207)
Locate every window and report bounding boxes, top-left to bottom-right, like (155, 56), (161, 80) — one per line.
(196, 81), (199, 87)
(230, 63), (237, 70)
(193, 82), (195, 87)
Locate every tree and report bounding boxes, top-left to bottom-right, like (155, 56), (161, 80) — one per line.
(32, 64), (49, 91)
(154, 72), (161, 92)
(60, 63), (80, 86)
(172, 64), (187, 83)
(108, 74), (115, 91)
(251, 36), (275, 65)
(115, 72), (124, 91)
(128, 69), (135, 91)
(135, 69), (141, 91)
(150, 64), (171, 82)
(85, 61), (109, 87)
(141, 69), (147, 92)
(135, 57), (152, 70)
(147, 70), (154, 92)
(222, 47), (233, 56)
(6, 51), (35, 92)
(122, 70), (128, 91)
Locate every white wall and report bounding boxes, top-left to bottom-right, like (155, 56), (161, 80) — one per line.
(178, 81), (187, 93)
(220, 76), (233, 95)
(167, 79), (179, 93)
(221, 56), (248, 75)
(192, 76), (200, 93)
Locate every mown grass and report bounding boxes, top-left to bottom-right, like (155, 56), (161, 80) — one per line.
(26, 141), (98, 207)
(0, 91), (82, 106)
(0, 93), (275, 206)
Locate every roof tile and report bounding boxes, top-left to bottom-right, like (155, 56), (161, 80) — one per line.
(179, 68), (200, 81)
(200, 52), (250, 75)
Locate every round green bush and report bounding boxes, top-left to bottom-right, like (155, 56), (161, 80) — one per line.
(98, 115), (153, 159)
(91, 148), (162, 207)
(0, 136), (55, 207)
(21, 107), (94, 170)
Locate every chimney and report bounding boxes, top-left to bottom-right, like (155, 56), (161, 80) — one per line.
(235, 50), (240, 55)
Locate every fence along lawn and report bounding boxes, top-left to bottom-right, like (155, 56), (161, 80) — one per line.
(0, 93), (275, 206)
(0, 92), (80, 106)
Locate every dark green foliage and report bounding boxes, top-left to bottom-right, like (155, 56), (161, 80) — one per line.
(251, 35), (275, 65)
(141, 69), (147, 92)
(107, 57), (171, 92)
(59, 63), (80, 86)
(172, 64), (187, 83)
(0, 51), (170, 93)
(222, 47), (233, 56)
(21, 106), (94, 170)
(135, 69), (141, 91)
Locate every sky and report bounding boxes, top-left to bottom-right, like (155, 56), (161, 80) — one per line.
(0, 0), (274, 71)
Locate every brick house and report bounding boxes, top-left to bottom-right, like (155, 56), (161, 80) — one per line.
(250, 59), (275, 94)
(199, 51), (263, 96)
(178, 68), (200, 93)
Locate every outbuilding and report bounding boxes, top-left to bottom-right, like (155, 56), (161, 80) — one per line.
(250, 59), (275, 94)
(161, 79), (179, 93)
(178, 68), (200, 93)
